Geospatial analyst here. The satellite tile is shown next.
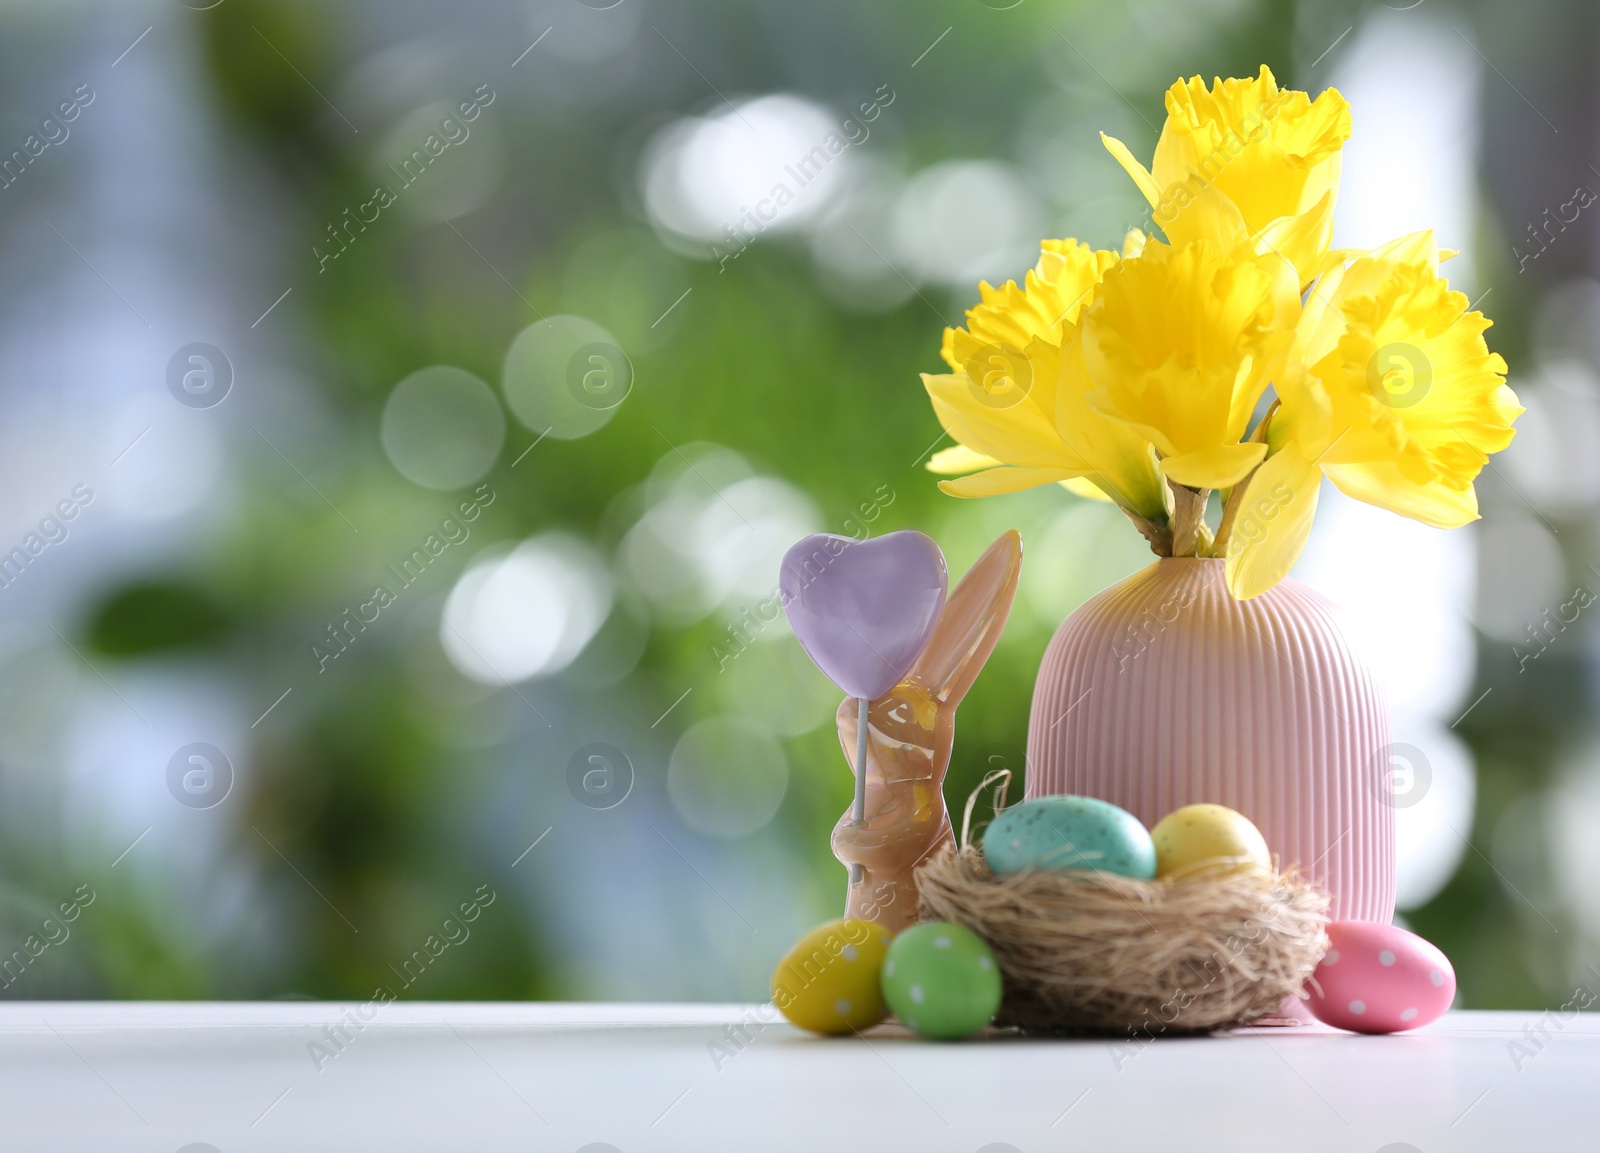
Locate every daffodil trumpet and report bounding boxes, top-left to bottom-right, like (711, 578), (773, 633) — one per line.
(920, 67), (1519, 600)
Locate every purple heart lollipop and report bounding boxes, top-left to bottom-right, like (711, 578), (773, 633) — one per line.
(780, 530), (948, 701)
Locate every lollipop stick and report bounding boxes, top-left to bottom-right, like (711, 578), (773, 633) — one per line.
(850, 695), (869, 886)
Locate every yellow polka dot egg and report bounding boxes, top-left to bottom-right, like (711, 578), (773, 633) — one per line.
(772, 918), (894, 1035)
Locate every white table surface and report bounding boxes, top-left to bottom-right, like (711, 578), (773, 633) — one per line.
(0, 1003), (1588, 1151)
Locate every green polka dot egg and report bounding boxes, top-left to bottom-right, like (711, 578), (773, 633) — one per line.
(772, 918), (894, 1035)
(880, 921), (1002, 1040)
(981, 795), (1156, 880)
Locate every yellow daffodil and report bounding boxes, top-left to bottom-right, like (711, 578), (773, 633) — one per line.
(1102, 66), (1352, 286)
(921, 68), (1516, 601)
(922, 238), (1168, 519)
(1222, 231), (1522, 598)
(1081, 237), (1301, 490)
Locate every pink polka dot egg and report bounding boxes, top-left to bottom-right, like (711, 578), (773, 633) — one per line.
(1304, 921), (1455, 1034)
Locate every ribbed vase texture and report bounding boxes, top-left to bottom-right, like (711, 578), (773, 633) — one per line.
(1026, 557), (1394, 922)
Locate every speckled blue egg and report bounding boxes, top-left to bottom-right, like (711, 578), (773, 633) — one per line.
(981, 795), (1156, 879)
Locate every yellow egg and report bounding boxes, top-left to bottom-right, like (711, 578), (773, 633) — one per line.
(1151, 803), (1272, 879)
(772, 918), (893, 1035)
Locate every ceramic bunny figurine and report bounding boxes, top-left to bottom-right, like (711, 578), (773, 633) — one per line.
(831, 529), (1022, 932)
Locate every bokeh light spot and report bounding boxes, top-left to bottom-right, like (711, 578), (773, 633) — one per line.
(441, 534), (613, 684)
(667, 715), (789, 839)
(502, 315), (628, 440)
(381, 366), (505, 490)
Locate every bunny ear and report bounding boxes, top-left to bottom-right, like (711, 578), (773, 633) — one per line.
(907, 529), (1022, 705)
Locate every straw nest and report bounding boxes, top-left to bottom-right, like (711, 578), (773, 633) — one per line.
(916, 775), (1331, 1035)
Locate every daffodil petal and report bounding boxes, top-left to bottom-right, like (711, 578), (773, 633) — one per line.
(1060, 476), (1113, 502)
(1052, 329), (1168, 519)
(1159, 441), (1268, 489)
(938, 466), (1078, 498)
(1100, 132), (1161, 207)
(944, 241), (1116, 370)
(1306, 246), (1362, 283)
(1293, 261), (1350, 366)
(1367, 229), (1441, 269)
(922, 372), (1067, 468)
(1323, 461), (1479, 528)
(1157, 181), (1251, 253)
(926, 444), (999, 475)
(1225, 447), (1323, 600)
(1253, 189), (1334, 287)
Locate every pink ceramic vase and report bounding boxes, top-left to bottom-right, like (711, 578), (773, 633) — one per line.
(1026, 557), (1394, 922)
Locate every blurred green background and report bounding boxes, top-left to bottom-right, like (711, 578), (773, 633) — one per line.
(0, 0), (1592, 1010)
